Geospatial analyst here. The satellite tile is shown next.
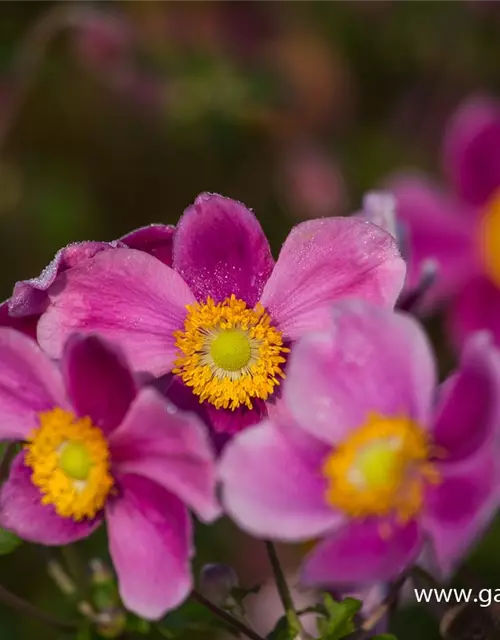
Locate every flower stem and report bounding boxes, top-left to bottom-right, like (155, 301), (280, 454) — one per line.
(265, 541), (306, 639)
(0, 582), (79, 631)
(191, 590), (265, 640)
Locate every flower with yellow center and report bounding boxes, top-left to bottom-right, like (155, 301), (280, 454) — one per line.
(322, 414), (441, 523)
(25, 408), (114, 521)
(479, 189), (500, 287)
(173, 295), (289, 410)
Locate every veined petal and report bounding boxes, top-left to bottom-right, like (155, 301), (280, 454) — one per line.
(38, 248), (195, 376)
(260, 217), (405, 341)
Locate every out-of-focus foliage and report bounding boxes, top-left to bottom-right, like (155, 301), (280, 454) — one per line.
(1, 2), (500, 639)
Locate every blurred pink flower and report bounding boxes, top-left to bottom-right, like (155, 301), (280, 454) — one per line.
(389, 96), (500, 347)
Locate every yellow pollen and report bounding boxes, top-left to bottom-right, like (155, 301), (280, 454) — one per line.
(479, 189), (500, 287)
(24, 408), (114, 521)
(173, 295), (289, 411)
(210, 329), (252, 372)
(322, 414), (440, 523)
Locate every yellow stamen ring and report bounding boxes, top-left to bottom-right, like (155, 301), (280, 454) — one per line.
(322, 414), (441, 523)
(25, 408), (114, 521)
(173, 295), (289, 410)
(479, 188), (500, 287)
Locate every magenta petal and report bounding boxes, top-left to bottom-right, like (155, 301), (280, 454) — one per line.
(301, 519), (422, 587)
(110, 388), (220, 522)
(0, 452), (102, 544)
(260, 217), (405, 341)
(0, 328), (66, 440)
(422, 448), (498, 579)
(38, 248), (195, 375)
(219, 420), (343, 541)
(121, 224), (175, 267)
(10, 241), (114, 318)
(443, 96), (500, 207)
(206, 401), (266, 436)
(449, 275), (500, 348)
(62, 334), (137, 434)
(285, 301), (436, 446)
(106, 474), (193, 620)
(388, 176), (475, 300)
(173, 193), (274, 306)
(432, 332), (500, 461)
(0, 302), (37, 339)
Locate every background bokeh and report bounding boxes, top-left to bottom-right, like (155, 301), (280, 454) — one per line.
(1, 2), (500, 639)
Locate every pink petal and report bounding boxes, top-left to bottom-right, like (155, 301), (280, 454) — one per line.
(219, 420), (343, 541)
(301, 518), (422, 587)
(173, 193), (274, 306)
(285, 300), (436, 446)
(388, 175), (475, 301)
(443, 96), (500, 207)
(422, 447), (498, 579)
(0, 301), (37, 339)
(0, 452), (102, 544)
(259, 217), (405, 341)
(62, 334), (137, 435)
(10, 241), (114, 318)
(37, 248), (195, 375)
(0, 328), (66, 440)
(432, 332), (500, 461)
(121, 224), (175, 267)
(109, 388), (220, 523)
(449, 275), (500, 348)
(106, 474), (193, 620)
(206, 401), (266, 436)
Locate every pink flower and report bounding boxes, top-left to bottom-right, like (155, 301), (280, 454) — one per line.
(389, 96), (500, 347)
(219, 300), (500, 587)
(0, 330), (220, 619)
(36, 193), (405, 437)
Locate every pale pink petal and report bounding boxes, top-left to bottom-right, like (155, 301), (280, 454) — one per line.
(173, 193), (274, 306)
(106, 474), (193, 620)
(62, 334), (137, 435)
(0, 328), (66, 440)
(285, 300), (436, 445)
(301, 518), (422, 587)
(443, 96), (500, 207)
(37, 248), (195, 376)
(110, 388), (220, 523)
(0, 452), (102, 544)
(260, 217), (405, 341)
(219, 420), (343, 541)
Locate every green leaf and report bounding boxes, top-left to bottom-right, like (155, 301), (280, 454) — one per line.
(317, 595), (362, 640)
(372, 635), (398, 640)
(157, 598), (236, 638)
(266, 615), (295, 640)
(0, 528), (22, 555)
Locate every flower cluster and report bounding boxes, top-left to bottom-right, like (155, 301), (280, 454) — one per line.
(0, 190), (498, 632)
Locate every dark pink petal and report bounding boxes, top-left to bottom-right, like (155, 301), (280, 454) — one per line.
(109, 388), (220, 523)
(443, 96), (500, 207)
(285, 300), (436, 446)
(0, 328), (66, 440)
(38, 248), (195, 375)
(260, 217), (405, 341)
(121, 224), (175, 267)
(301, 519), (422, 587)
(173, 193), (274, 306)
(219, 420), (343, 541)
(0, 452), (102, 544)
(206, 400), (266, 436)
(9, 241), (114, 318)
(106, 474), (193, 620)
(62, 334), (137, 435)
(432, 332), (500, 461)
(422, 447), (498, 579)
(450, 276), (500, 348)
(0, 302), (37, 339)
(389, 176), (475, 300)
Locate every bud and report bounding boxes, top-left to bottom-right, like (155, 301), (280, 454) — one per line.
(199, 563), (239, 606)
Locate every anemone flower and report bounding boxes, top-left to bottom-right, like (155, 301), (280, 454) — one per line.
(36, 193), (405, 437)
(0, 330), (220, 619)
(220, 300), (500, 586)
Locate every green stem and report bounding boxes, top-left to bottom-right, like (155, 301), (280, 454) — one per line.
(265, 541), (305, 638)
(191, 590), (265, 640)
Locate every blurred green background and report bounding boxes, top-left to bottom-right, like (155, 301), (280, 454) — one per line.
(1, 1), (500, 639)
